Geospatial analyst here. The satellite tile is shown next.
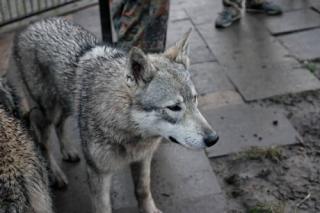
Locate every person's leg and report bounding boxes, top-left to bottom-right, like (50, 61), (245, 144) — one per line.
(140, 0), (169, 53)
(246, 0), (282, 15)
(215, 0), (243, 28)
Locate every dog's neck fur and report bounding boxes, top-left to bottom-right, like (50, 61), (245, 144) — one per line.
(78, 46), (154, 145)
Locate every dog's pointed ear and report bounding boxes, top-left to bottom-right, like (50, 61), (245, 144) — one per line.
(164, 28), (192, 68)
(127, 47), (151, 86)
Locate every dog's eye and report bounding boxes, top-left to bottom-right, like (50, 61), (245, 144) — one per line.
(166, 104), (182, 111)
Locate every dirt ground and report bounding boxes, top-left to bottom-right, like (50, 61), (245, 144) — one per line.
(210, 62), (320, 213)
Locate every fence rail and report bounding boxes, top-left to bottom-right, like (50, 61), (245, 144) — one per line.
(0, 0), (82, 27)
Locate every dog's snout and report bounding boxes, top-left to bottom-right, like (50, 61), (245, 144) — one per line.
(204, 133), (219, 147)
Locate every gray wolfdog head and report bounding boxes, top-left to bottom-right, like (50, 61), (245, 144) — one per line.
(126, 29), (219, 149)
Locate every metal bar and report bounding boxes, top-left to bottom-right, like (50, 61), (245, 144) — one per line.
(37, 0), (41, 11)
(15, 0), (20, 17)
(30, 0), (34, 13)
(0, 0), (82, 27)
(99, 0), (113, 43)
(44, 0), (48, 10)
(7, 0), (13, 20)
(0, 0), (5, 22)
(22, 0), (28, 15)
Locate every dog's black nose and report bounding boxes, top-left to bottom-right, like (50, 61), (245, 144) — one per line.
(204, 133), (219, 147)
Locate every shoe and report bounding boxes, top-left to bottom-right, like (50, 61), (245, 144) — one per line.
(246, 1), (282, 15)
(215, 7), (241, 28)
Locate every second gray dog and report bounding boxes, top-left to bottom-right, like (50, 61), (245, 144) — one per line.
(14, 17), (219, 213)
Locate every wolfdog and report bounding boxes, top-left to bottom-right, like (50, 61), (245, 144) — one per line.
(0, 77), (53, 213)
(14, 17), (219, 213)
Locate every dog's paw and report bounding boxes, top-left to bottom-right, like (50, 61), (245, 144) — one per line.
(61, 146), (80, 162)
(49, 165), (68, 189)
(150, 209), (162, 213)
(140, 208), (162, 213)
(139, 201), (162, 213)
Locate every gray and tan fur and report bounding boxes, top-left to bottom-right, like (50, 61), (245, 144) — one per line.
(14, 17), (219, 213)
(0, 77), (53, 213)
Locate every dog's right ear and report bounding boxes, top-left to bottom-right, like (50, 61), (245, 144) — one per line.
(127, 47), (152, 87)
(164, 28), (192, 69)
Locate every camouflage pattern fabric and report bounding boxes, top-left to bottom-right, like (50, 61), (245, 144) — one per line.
(111, 0), (170, 53)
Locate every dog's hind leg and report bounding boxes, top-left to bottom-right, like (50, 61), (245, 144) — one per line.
(87, 167), (112, 213)
(131, 155), (162, 213)
(47, 145), (69, 188)
(29, 108), (68, 188)
(55, 114), (80, 162)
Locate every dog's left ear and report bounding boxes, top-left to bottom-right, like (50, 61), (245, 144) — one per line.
(127, 47), (152, 86)
(164, 28), (192, 69)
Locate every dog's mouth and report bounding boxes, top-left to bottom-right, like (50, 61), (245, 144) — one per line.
(169, 136), (180, 144)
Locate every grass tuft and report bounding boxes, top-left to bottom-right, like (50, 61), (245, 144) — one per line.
(305, 62), (317, 73)
(248, 202), (286, 213)
(240, 146), (282, 162)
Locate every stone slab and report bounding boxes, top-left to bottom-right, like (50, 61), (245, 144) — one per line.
(169, 6), (188, 22)
(111, 169), (138, 211)
(197, 22), (320, 100)
(171, 0), (220, 9)
(225, 60), (320, 101)
(151, 142), (225, 213)
(198, 90), (244, 111)
(265, 9), (320, 35)
(166, 19), (216, 64)
(278, 0), (317, 12)
(190, 62), (235, 95)
(312, 2), (320, 13)
(194, 15), (271, 65)
(185, 2), (226, 25)
(279, 28), (320, 60)
(72, 5), (102, 40)
(204, 104), (302, 158)
(155, 193), (226, 213)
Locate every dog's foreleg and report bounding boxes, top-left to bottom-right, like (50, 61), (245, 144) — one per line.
(87, 167), (112, 213)
(131, 156), (162, 213)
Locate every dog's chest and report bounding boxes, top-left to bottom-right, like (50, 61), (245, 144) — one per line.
(121, 137), (161, 162)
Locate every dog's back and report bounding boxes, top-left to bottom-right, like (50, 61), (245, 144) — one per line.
(0, 78), (53, 213)
(14, 17), (98, 111)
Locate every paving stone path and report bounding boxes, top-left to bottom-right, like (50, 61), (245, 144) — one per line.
(1, 0), (320, 212)
(279, 28), (320, 60)
(204, 104), (302, 158)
